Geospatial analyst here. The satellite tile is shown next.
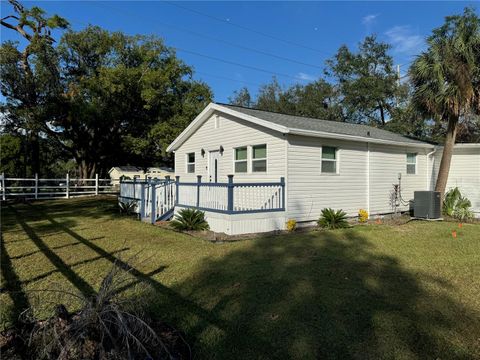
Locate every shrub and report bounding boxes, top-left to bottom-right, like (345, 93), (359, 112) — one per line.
(443, 187), (474, 221)
(118, 200), (136, 215)
(358, 209), (369, 223)
(318, 208), (349, 229)
(14, 263), (185, 359)
(285, 219), (297, 232)
(170, 208), (210, 231)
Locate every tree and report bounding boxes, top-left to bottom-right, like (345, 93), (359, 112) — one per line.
(325, 35), (402, 126)
(0, 0), (68, 176)
(409, 7), (480, 195)
(233, 77), (343, 121)
(228, 87), (252, 107)
(53, 26), (212, 177)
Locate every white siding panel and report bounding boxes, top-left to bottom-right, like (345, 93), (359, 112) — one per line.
(174, 113), (286, 183)
(431, 147), (480, 215)
(286, 135), (368, 221)
(369, 144), (428, 214)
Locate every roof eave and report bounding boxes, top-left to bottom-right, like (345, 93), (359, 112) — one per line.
(287, 128), (434, 148)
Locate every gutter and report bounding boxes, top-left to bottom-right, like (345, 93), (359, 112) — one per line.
(426, 148), (438, 190)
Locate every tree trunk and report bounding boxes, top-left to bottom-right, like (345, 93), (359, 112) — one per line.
(435, 115), (458, 196)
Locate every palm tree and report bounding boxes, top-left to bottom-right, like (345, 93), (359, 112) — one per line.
(409, 7), (480, 196)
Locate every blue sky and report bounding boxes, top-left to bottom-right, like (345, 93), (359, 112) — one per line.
(1, 1), (478, 103)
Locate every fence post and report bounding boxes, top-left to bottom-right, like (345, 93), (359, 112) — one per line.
(280, 176), (285, 210)
(139, 182), (145, 220)
(65, 173), (69, 199)
(95, 173), (99, 196)
(196, 175), (202, 207)
(227, 175), (234, 213)
(150, 183), (156, 224)
(1, 173), (5, 201)
(35, 173), (39, 199)
(175, 176), (180, 205)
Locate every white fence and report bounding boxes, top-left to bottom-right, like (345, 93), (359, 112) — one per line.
(0, 173), (118, 200)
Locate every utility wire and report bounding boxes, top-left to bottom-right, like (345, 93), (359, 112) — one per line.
(93, 2), (312, 83)
(162, 0), (333, 56)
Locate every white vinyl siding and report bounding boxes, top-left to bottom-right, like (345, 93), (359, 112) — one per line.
(369, 144), (427, 214)
(431, 146), (480, 215)
(174, 113), (286, 183)
(287, 135), (367, 221)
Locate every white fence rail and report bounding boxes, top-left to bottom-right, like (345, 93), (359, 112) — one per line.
(0, 173), (118, 200)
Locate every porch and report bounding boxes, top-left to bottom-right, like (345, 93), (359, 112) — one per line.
(118, 175), (286, 235)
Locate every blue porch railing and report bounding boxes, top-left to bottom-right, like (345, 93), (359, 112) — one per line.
(175, 175), (285, 214)
(119, 175), (286, 224)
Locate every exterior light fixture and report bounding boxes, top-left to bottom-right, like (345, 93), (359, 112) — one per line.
(219, 146), (224, 154)
(201, 148), (205, 157)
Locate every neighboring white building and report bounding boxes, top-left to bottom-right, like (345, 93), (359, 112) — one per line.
(109, 166), (174, 184)
(163, 103), (479, 234)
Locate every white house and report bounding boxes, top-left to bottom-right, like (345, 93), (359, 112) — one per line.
(109, 166), (174, 185)
(163, 103), (479, 234)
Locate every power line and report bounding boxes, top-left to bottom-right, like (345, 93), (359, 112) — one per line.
(92, 2), (313, 83)
(162, 0), (333, 57)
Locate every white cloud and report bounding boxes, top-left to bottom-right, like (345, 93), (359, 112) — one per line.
(296, 72), (316, 81)
(385, 25), (425, 55)
(362, 14), (379, 26)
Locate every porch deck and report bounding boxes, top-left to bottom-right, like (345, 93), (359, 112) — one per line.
(118, 176), (286, 234)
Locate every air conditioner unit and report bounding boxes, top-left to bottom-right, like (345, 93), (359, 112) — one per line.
(413, 191), (441, 219)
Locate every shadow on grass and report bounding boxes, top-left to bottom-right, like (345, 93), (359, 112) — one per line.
(0, 232), (31, 323)
(153, 230), (480, 359)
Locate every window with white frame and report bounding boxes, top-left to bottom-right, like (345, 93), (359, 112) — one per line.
(234, 147), (248, 173)
(321, 146), (338, 173)
(252, 144), (267, 172)
(187, 152), (195, 173)
(406, 153), (417, 174)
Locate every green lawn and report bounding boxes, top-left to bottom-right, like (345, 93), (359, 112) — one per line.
(1, 197), (480, 359)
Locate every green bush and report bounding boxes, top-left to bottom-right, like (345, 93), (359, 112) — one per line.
(318, 208), (349, 229)
(443, 187), (474, 221)
(170, 208), (210, 231)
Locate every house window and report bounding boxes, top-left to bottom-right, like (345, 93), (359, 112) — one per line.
(252, 144), (267, 172)
(187, 152), (195, 173)
(234, 147), (248, 173)
(321, 146), (337, 173)
(406, 153), (417, 174)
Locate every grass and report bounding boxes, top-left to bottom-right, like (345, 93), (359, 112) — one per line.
(1, 197), (480, 359)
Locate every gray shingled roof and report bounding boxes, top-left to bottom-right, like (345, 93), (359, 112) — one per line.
(220, 104), (429, 145)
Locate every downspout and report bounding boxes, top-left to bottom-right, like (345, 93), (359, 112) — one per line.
(426, 148), (437, 190)
(367, 142), (370, 218)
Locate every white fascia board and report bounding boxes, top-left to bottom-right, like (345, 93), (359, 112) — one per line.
(287, 128), (435, 149)
(166, 103), (289, 152)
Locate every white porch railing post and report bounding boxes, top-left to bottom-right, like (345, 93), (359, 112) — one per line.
(35, 173), (39, 199)
(66, 173), (70, 199)
(95, 173), (99, 195)
(1, 173), (5, 201)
